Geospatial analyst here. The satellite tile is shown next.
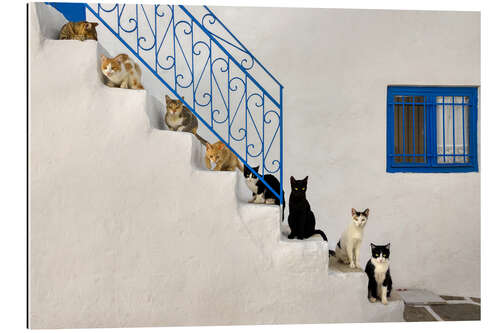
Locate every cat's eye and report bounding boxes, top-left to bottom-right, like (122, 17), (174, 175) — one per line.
(302, 188), (305, 190)
(383, 255), (387, 258)
(294, 188), (298, 190)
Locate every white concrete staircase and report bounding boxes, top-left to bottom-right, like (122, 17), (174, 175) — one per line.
(29, 4), (403, 328)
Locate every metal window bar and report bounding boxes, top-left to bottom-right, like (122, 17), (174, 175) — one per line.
(412, 98), (415, 162)
(462, 96), (466, 162)
(452, 96), (455, 163)
(85, 3), (284, 204)
(441, 96), (446, 163)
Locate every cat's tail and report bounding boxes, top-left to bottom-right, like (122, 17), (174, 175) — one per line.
(313, 229), (328, 241)
(281, 198), (285, 222)
(313, 229), (335, 257)
(194, 133), (209, 146)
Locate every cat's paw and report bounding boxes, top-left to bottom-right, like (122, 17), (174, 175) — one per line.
(381, 299), (388, 305)
(287, 234), (294, 239)
(369, 297), (377, 303)
(349, 262), (356, 269)
(355, 262), (362, 269)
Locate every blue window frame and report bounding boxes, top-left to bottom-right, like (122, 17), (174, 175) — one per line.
(387, 86), (478, 173)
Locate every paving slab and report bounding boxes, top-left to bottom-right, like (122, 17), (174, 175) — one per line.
(398, 289), (446, 305)
(430, 304), (480, 321)
(404, 305), (437, 322)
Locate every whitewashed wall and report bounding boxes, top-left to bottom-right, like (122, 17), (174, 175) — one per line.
(208, 7), (480, 297)
(42, 4), (480, 297)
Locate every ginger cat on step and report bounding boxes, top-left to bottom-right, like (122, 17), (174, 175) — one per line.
(100, 54), (144, 90)
(205, 141), (242, 172)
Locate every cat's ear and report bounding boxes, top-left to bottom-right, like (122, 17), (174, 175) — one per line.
(100, 54), (107, 63)
(370, 243), (376, 250)
(254, 166), (260, 173)
(351, 208), (357, 216)
(385, 243), (391, 250)
(304, 176), (308, 182)
(85, 22), (96, 30)
(363, 208), (370, 217)
(206, 142), (212, 149)
(290, 176), (296, 184)
(92, 22), (98, 27)
(165, 95), (172, 103)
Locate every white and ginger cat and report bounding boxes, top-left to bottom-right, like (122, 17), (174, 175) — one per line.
(205, 141), (242, 172)
(100, 54), (144, 89)
(335, 208), (370, 268)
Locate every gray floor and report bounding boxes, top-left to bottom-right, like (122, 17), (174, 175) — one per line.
(404, 295), (480, 322)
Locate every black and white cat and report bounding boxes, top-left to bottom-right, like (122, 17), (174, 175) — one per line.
(243, 165), (285, 218)
(288, 176), (335, 256)
(365, 243), (392, 305)
(335, 208), (369, 268)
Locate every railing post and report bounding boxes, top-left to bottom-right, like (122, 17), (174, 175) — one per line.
(280, 86), (283, 207)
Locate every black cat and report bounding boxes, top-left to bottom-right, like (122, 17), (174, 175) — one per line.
(287, 176), (334, 255)
(243, 165), (285, 220)
(365, 243), (392, 304)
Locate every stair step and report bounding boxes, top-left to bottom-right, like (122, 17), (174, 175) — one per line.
(329, 256), (365, 275)
(29, 3), (404, 327)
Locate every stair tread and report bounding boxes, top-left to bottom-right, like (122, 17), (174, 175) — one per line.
(329, 256), (365, 274)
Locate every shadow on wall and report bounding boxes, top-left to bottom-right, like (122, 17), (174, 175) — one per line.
(146, 95), (166, 130)
(35, 2), (67, 39)
(35, 3), (166, 132)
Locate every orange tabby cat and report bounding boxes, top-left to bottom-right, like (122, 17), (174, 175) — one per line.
(59, 21), (98, 41)
(205, 141), (242, 172)
(100, 54), (144, 89)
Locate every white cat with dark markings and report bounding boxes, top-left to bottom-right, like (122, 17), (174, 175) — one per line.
(335, 208), (369, 268)
(243, 165), (285, 220)
(365, 243), (392, 305)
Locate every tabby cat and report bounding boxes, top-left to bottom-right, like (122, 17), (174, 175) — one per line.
(100, 54), (144, 90)
(205, 142), (242, 172)
(164, 95), (207, 145)
(365, 243), (392, 305)
(59, 21), (98, 41)
(288, 176), (334, 256)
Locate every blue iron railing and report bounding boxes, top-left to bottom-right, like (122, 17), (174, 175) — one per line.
(85, 3), (284, 205)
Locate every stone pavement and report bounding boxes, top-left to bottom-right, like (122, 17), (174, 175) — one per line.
(404, 295), (480, 321)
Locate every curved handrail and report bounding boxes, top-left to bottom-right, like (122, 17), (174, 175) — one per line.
(85, 3), (284, 206)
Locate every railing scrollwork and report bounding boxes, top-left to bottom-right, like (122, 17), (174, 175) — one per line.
(86, 3), (284, 205)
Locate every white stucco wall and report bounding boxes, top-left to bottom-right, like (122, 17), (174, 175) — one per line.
(207, 7), (480, 297)
(30, 4), (406, 328)
(34, 2), (480, 302)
